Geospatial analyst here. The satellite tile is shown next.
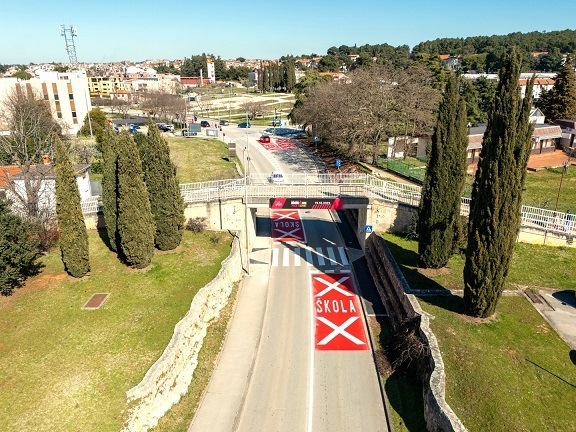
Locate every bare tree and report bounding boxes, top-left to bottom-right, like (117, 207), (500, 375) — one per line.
(291, 65), (440, 164)
(0, 88), (63, 221)
(141, 90), (183, 123)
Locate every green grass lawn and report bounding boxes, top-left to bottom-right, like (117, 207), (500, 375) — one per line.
(167, 136), (239, 183)
(381, 232), (576, 431)
(382, 233), (576, 291)
(0, 230), (232, 431)
(419, 296), (576, 432)
(523, 165), (576, 212)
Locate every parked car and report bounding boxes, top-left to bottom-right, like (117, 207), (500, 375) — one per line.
(158, 123), (174, 132)
(219, 120), (229, 126)
(238, 122), (251, 128)
(260, 135), (271, 143)
(200, 120), (211, 128)
(269, 171), (286, 184)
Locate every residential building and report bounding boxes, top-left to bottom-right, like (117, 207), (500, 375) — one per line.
(553, 119), (576, 152)
(88, 75), (125, 97)
(466, 124), (562, 165)
(2, 161), (92, 216)
(0, 70), (92, 135)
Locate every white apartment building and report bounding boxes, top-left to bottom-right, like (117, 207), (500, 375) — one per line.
(0, 70), (92, 135)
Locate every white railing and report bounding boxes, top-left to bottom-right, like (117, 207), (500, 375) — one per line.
(81, 196), (102, 214)
(83, 174), (576, 236)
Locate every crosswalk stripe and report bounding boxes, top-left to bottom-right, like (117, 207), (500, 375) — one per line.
(315, 248), (325, 266)
(305, 247), (313, 266)
(269, 246), (351, 267)
(338, 247), (349, 266)
(283, 248), (290, 266)
(326, 247), (337, 266)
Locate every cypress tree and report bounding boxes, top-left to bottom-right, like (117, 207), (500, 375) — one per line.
(143, 121), (185, 251)
(116, 132), (155, 268)
(464, 48), (535, 318)
(54, 136), (90, 277)
(101, 124), (120, 251)
(538, 54), (576, 121)
(418, 73), (468, 268)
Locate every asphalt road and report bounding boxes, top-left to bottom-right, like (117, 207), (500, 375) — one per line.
(190, 128), (389, 431)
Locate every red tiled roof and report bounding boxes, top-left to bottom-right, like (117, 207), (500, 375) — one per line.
(0, 165), (21, 188)
(519, 78), (555, 85)
(533, 125), (562, 138)
(439, 54), (451, 60)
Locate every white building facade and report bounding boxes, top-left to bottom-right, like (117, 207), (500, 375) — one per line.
(0, 71), (92, 135)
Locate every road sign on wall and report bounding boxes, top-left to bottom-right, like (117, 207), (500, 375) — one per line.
(270, 197), (343, 210)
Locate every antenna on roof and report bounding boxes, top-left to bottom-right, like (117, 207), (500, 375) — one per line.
(60, 25), (79, 69)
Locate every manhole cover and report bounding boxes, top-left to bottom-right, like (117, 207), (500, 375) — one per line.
(82, 293), (110, 310)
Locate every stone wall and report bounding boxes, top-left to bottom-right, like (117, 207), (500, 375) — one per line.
(121, 235), (244, 432)
(365, 233), (467, 432)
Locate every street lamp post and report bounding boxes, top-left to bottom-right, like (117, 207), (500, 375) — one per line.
(243, 133), (251, 274)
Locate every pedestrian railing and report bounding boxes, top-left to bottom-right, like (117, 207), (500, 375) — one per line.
(82, 174), (575, 236)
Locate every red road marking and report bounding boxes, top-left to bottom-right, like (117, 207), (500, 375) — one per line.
(312, 272), (369, 351)
(271, 210), (306, 243)
(257, 138), (297, 151)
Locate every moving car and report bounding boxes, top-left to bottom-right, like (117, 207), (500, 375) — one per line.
(238, 122), (251, 128)
(219, 120), (229, 126)
(260, 135), (271, 143)
(200, 120), (211, 128)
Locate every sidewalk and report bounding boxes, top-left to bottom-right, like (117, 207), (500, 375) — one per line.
(524, 288), (576, 350)
(188, 233), (270, 432)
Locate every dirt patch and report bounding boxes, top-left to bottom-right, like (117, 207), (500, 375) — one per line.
(295, 137), (361, 174)
(417, 267), (451, 278)
(456, 311), (500, 325)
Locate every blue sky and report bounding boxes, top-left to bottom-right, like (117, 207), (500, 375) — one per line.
(1, 0), (575, 64)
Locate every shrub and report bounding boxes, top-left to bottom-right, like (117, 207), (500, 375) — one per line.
(185, 217), (207, 234)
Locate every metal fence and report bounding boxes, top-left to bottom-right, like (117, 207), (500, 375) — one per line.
(81, 174), (576, 236)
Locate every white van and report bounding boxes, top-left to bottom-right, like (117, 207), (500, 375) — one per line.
(269, 171), (286, 184)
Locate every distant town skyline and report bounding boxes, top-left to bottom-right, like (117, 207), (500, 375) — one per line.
(1, 0), (575, 65)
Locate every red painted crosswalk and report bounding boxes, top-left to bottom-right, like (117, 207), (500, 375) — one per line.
(257, 138), (297, 151)
(271, 210), (306, 243)
(312, 272), (369, 351)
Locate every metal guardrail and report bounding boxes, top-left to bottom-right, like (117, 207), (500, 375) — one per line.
(82, 173), (576, 236)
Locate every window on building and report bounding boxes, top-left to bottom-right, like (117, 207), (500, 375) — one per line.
(69, 94), (74, 100)
(72, 111), (77, 118)
(44, 94), (49, 100)
(57, 112), (62, 118)
(54, 94), (59, 101)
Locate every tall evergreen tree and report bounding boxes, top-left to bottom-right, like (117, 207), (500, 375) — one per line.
(143, 122), (185, 251)
(54, 137), (90, 278)
(538, 54), (576, 121)
(116, 132), (155, 268)
(464, 48), (535, 318)
(418, 73), (468, 268)
(101, 125), (120, 251)
(0, 198), (42, 295)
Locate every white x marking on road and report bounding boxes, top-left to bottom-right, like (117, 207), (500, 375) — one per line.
(275, 227), (303, 240)
(275, 211), (298, 220)
(316, 316), (365, 346)
(314, 276), (352, 297)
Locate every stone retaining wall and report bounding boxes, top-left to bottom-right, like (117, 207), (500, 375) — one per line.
(121, 234), (244, 432)
(365, 233), (466, 432)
